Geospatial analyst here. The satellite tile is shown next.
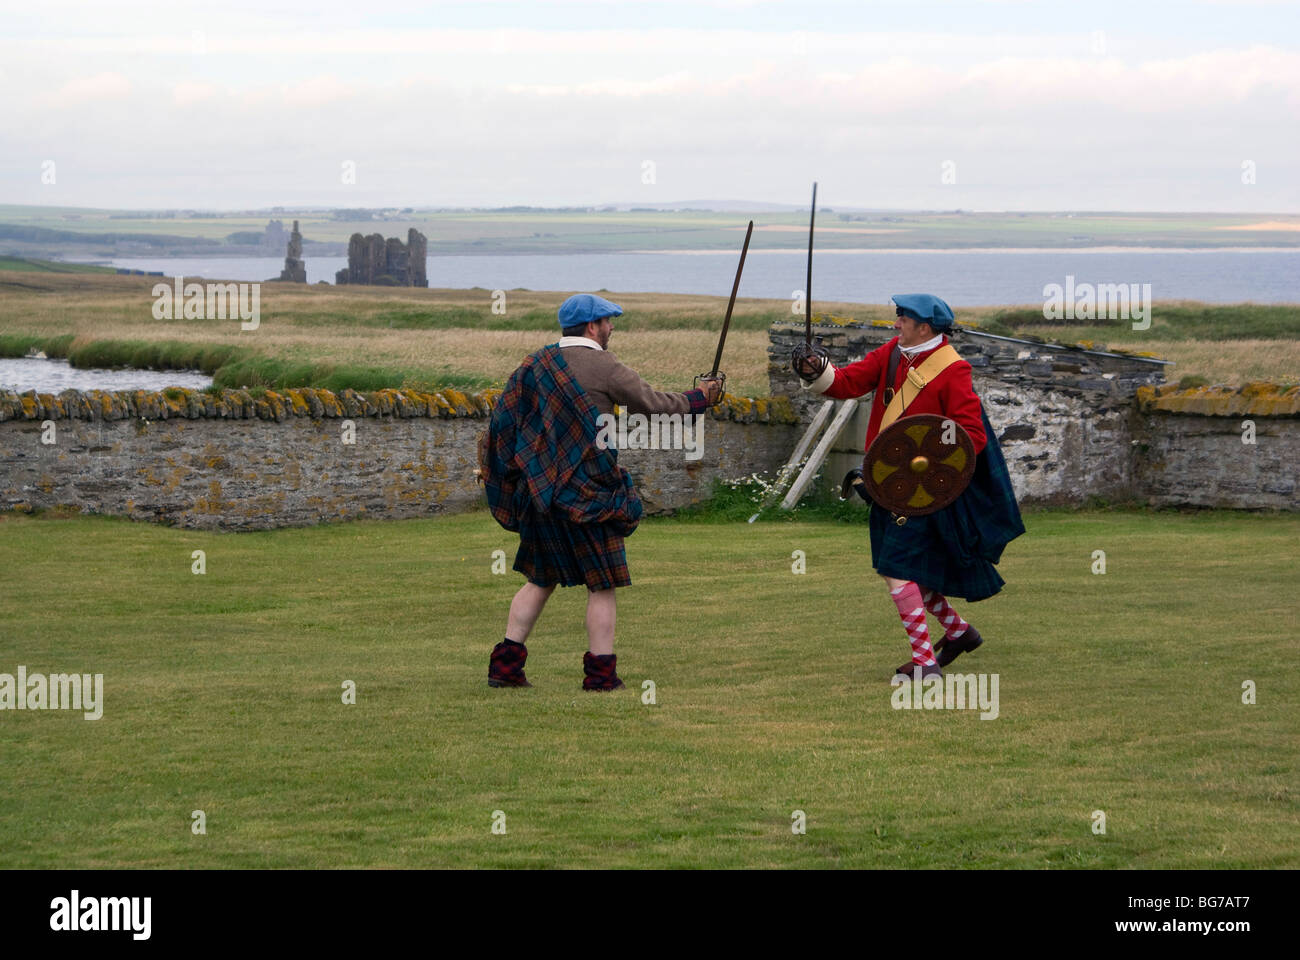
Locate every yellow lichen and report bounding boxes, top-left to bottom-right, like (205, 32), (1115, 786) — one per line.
(314, 389), (343, 416)
(441, 389), (470, 413)
(765, 395), (797, 424)
(285, 389), (311, 416)
(1141, 381), (1300, 416)
(721, 394), (755, 418)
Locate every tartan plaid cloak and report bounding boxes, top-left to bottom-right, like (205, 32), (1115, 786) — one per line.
(484, 344), (642, 589)
(869, 405), (1025, 602)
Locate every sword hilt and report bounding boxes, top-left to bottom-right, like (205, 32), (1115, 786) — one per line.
(694, 372), (726, 405)
(839, 468), (870, 503)
(791, 339), (829, 380)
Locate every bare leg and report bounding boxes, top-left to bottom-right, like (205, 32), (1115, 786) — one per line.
(882, 575), (910, 591)
(506, 582), (556, 643)
(585, 588), (616, 656)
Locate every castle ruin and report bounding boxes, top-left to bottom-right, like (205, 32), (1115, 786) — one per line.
(334, 229), (428, 287)
(278, 220), (306, 283)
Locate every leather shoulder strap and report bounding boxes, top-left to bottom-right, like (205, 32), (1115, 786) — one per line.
(878, 344), (963, 432)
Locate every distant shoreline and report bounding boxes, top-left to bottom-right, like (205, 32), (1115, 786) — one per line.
(627, 246), (1300, 256)
(70, 245), (1300, 264)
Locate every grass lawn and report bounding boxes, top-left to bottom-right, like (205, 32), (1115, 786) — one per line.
(0, 508), (1295, 869)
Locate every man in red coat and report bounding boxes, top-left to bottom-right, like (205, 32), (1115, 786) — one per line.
(793, 294), (1023, 680)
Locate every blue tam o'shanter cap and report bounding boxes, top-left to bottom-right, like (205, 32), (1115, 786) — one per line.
(558, 293), (623, 328)
(891, 293), (954, 331)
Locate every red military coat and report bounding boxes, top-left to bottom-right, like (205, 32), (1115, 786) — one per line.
(805, 335), (987, 455)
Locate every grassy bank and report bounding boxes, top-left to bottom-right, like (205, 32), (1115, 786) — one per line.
(0, 509), (1295, 869)
(0, 256), (115, 274)
(0, 271), (1296, 393)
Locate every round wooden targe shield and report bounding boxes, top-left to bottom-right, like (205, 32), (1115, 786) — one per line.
(863, 414), (976, 516)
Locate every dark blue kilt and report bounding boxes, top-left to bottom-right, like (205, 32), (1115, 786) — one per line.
(513, 492), (632, 591)
(868, 406), (1025, 602)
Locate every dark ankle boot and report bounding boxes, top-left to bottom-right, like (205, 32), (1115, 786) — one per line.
(892, 661), (943, 682)
(582, 652), (625, 691)
(936, 625), (983, 668)
(488, 640), (532, 688)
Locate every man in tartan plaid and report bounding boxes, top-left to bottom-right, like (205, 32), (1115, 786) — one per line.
(484, 294), (723, 691)
(794, 294), (1024, 681)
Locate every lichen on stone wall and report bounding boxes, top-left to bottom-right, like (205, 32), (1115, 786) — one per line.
(0, 384), (801, 427)
(1137, 382), (1300, 417)
(0, 385), (510, 423)
(702, 394), (798, 424)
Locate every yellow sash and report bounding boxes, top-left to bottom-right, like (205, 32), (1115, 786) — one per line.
(878, 344), (963, 431)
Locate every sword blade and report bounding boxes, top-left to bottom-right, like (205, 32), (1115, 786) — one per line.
(710, 219), (754, 377)
(805, 181), (817, 345)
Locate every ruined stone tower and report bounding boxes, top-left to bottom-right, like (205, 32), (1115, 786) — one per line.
(334, 228), (428, 287)
(278, 220), (307, 283)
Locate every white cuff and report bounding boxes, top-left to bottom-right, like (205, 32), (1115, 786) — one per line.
(801, 363), (836, 394)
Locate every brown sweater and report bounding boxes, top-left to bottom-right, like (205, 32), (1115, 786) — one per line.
(560, 343), (705, 417)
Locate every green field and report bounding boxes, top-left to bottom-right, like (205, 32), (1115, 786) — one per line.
(0, 256), (115, 274)
(1, 508), (1295, 869)
(2, 204), (1298, 256)
(1, 272), (1297, 395)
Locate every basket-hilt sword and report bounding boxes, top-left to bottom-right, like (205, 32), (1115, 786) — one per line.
(805, 181), (816, 346)
(697, 219), (754, 400)
(791, 182), (828, 377)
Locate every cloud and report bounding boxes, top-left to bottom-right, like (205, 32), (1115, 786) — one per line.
(280, 75), (356, 107)
(172, 82), (219, 106)
(3, 18), (1297, 210)
(37, 72), (131, 108)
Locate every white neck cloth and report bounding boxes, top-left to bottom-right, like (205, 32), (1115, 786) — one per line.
(899, 333), (945, 357)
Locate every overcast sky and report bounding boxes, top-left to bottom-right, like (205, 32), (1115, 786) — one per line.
(2, 0), (1298, 212)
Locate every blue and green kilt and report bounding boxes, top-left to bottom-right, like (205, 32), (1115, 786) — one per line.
(869, 502), (1005, 601)
(868, 407), (1025, 602)
(514, 501), (631, 591)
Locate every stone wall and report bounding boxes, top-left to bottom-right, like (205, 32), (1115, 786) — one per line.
(0, 387), (799, 529)
(3, 340), (1296, 528)
(1134, 384), (1300, 510)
